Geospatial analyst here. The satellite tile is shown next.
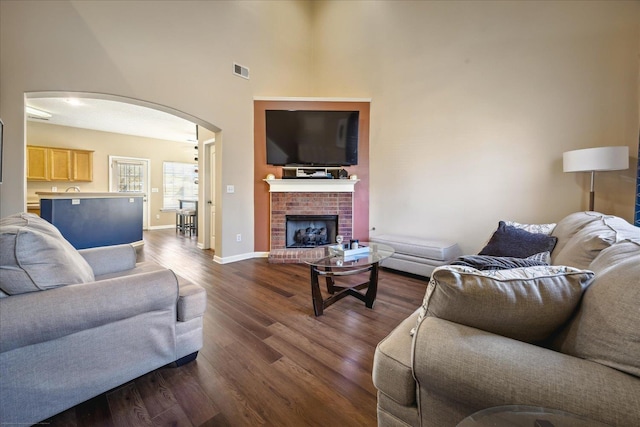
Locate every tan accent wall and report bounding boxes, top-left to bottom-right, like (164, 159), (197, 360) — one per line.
(311, 0), (639, 253)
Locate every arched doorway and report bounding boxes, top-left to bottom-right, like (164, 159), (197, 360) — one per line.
(25, 91), (221, 249)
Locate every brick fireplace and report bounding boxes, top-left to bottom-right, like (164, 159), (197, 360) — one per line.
(267, 183), (356, 263)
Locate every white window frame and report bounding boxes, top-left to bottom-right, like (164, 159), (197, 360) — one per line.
(163, 161), (198, 210)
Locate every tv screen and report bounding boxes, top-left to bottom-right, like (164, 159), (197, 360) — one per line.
(266, 110), (359, 166)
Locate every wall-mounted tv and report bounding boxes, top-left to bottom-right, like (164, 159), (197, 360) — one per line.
(265, 110), (359, 166)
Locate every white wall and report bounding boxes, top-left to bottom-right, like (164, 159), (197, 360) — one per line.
(311, 0), (639, 253)
(0, 0), (314, 259)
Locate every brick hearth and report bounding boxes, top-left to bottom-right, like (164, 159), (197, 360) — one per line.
(269, 192), (353, 263)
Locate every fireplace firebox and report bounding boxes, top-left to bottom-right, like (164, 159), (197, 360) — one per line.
(286, 215), (338, 248)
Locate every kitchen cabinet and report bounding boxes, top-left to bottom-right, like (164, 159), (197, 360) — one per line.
(27, 146), (49, 180)
(49, 148), (72, 181)
(27, 145), (93, 182)
(72, 150), (93, 181)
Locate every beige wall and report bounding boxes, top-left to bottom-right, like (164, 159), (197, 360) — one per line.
(0, 0), (314, 260)
(1, 1), (639, 259)
(311, 0), (639, 253)
(26, 122), (195, 228)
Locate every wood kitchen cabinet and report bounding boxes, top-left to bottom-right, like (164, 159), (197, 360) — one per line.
(27, 145), (94, 182)
(72, 150), (93, 181)
(49, 148), (72, 181)
(27, 146), (49, 180)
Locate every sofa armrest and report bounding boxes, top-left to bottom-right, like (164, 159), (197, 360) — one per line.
(78, 244), (137, 276)
(177, 281), (207, 322)
(0, 269), (179, 353)
(412, 317), (640, 425)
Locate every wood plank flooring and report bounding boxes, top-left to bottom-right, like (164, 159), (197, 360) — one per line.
(43, 230), (428, 426)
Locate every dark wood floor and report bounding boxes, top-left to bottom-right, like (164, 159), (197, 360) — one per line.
(44, 230), (428, 426)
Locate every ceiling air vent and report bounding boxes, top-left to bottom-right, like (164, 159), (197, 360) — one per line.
(233, 62), (250, 80)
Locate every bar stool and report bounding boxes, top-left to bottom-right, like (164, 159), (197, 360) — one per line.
(177, 209), (197, 236)
(176, 209), (186, 234)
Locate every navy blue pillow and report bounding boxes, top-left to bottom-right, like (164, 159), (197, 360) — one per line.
(479, 221), (558, 258)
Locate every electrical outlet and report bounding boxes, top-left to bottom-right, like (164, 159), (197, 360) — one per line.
(156, 214), (160, 219)
(227, 185), (235, 193)
(236, 234), (242, 242)
(51, 186), (57, 192)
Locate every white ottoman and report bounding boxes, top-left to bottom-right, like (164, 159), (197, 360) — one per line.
(370, 235), (462, 278)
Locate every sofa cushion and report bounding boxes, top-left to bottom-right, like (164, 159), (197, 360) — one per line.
(550, 211), (603, 263)
(412, 265), (594, 343)
(0, 213), (95, 295)
(552, 215), (621, 269)
(479, 221), (558, 258)
(554, 240), (640, 377)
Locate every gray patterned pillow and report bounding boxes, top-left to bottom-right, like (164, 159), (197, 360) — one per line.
(526, 251), (551, 264)
(505, 220), (556, 235)
(411, 265), (594, 342)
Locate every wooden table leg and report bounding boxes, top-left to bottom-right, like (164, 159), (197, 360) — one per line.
(364, 262), (379, 308)
(310, 262), (381, 316)
(310, 265), (324, 316)
(325, 267), (336, 294)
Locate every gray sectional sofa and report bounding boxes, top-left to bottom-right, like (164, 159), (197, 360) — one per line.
(0, 213), (207, 425)
(373, 211), (640, 426)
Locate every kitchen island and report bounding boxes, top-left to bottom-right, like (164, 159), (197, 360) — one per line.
(37, 192), (144, 249)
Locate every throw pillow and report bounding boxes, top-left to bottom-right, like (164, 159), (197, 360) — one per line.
(0, 213), (95, 295)
(504, 220), (556, 235)
(553, 216), (619, 269)
(479, 221), (558, 258)
(550, 211), (604, 260)
(410, 265), (594, 342)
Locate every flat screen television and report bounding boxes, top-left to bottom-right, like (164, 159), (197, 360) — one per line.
(265, 110), (359, 166)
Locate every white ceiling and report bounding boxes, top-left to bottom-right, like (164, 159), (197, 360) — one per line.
(26, 97), (198, 143)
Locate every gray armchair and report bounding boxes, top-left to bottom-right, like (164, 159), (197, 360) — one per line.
(0, 213), (206, 425)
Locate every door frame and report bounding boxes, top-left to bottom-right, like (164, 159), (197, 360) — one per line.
(202, 138), (216, 250)
(108, 155), (151, 230)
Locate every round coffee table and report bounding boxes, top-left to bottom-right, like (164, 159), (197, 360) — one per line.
(305, 242), (394, 316)
(457, 405), (611, 427)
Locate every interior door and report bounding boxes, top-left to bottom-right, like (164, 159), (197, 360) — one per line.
(109, 156), (150, 230)
(209, 146), (216, 250)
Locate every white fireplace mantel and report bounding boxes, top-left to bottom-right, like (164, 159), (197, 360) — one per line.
(264, 179), (359, 193)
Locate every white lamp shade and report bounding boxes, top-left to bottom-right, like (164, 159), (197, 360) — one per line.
(563, 146), (629, 172)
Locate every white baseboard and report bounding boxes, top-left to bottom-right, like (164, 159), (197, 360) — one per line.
(147, 225), (176, 230)
(214, 251), (269, 264)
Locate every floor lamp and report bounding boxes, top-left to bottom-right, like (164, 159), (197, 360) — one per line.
(563, 146), (629, 211)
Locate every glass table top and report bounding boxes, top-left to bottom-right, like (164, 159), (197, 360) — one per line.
(304, 242), (395, 269)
